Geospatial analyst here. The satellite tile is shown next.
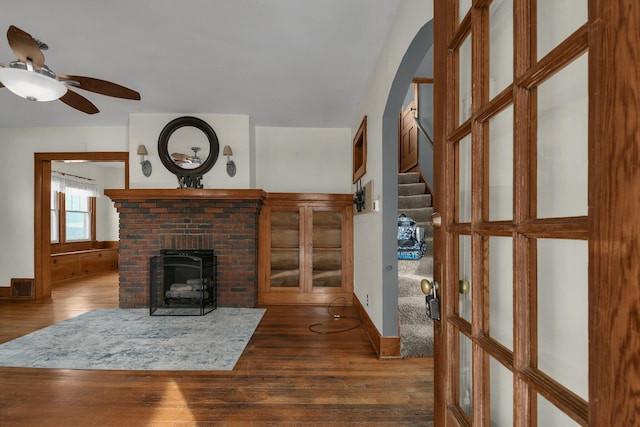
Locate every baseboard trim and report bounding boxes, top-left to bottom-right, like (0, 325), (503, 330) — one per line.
(353, 294), (401, 359)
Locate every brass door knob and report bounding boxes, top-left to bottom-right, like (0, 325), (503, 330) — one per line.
(459, 279), (470, 294)
(421, 278), (436, 294)
(430, 212), (442, 228)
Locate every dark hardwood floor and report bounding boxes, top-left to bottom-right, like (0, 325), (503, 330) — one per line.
(0, 272), (434, 426)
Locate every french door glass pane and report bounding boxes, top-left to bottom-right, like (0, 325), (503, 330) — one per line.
(459, 235), (472, 322)
(537, 0), (588, 60)
(538, 394), (582, 427)
(459, 35), (472, 124)
(489, 0), (513, 98)
(460, 332), (473, 418)
(488, 105), (514, 221)
(537, 238), (588, 400)
(490, 357), (513, 426)
(459, 0), (472, 23)
(536, 54), (588, 218)
(489, 237), (513, 350)
(458, 135), (472, 222)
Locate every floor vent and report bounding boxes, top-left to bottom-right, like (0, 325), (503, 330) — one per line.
(11, 278), (35, 300)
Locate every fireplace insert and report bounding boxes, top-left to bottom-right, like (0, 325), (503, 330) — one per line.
(150, 249), (217, 316)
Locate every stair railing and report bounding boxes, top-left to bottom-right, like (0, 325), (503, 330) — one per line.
(413, 116), (434, 149)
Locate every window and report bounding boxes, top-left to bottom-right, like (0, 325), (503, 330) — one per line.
(51, 172), (98, 251)
(50, 189), (59, 243)
(65, 193), (92, 241)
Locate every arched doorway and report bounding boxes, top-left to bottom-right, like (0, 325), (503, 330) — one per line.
(378, 20), (434, 340)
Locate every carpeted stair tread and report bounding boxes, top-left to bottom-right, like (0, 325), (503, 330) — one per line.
(398, 182), (426, 196)
(398, 194), (432, 209)
(398, 207), (433, 223)
(398, 172), (421, 184)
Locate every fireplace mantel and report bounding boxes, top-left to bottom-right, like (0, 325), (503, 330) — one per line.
(104, 188), (266, 201)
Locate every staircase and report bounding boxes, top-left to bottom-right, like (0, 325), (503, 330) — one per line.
(398, 172), (434, 358)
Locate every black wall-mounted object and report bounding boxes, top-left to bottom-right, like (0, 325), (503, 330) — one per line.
(353, 179), (366, 212)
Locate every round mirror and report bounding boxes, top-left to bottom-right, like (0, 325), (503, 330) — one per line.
(158, 116), (220, 176)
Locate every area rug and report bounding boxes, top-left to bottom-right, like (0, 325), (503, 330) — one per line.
(0, 308), (265, 371)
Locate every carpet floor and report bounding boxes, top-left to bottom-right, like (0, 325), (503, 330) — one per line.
(0, 308), (265, 371)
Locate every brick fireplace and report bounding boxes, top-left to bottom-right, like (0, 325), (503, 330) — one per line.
(104, 189), (265, 308)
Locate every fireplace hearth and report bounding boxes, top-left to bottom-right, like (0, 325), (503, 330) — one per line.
(150, 249), (217, 316)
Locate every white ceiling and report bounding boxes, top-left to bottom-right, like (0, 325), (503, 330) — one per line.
(0, 0), (401, 129)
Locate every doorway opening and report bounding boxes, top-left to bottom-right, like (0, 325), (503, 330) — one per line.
(34, 152), (129, 299)
(379, 19), (434, 341)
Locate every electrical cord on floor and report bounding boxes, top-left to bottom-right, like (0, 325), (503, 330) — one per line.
(308, 297), (363, 334)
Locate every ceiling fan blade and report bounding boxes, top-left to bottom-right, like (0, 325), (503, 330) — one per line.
(59, 90), (99, 114)
(58, 74), (141, 100)
(7, 25), (45, 69)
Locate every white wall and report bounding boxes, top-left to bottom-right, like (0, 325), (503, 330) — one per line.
(255, 126), (351, 193)
(128, 114), (254, 189)
(351, 0), (434, 333)
(0, 127), (128, 287)
(100, 167), (125, 241)
(128, 115), (352, 193)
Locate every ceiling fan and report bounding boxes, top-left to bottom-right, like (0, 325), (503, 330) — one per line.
(0, 25), (140, 114)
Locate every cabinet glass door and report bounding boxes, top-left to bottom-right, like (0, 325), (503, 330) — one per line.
(269, 209), (302, 290)
(310, 208), (343, 291)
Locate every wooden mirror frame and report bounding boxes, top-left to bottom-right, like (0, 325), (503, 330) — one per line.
(352, 116), (367, 183)
(157, 116), (220, 177)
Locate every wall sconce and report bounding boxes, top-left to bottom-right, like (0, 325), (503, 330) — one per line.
(137, 144), (152, 177)
(223, 145), (236, 177)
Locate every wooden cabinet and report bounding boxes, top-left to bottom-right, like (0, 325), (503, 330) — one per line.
(258, 193), (353, 305)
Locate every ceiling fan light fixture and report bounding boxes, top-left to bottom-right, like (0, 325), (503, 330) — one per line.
(0, 66), (66, 102)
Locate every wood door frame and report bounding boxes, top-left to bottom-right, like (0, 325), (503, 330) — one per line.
(34, 152), (129, 299)
(433, 0), (640, 425)
(588, 0), (640, 424)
